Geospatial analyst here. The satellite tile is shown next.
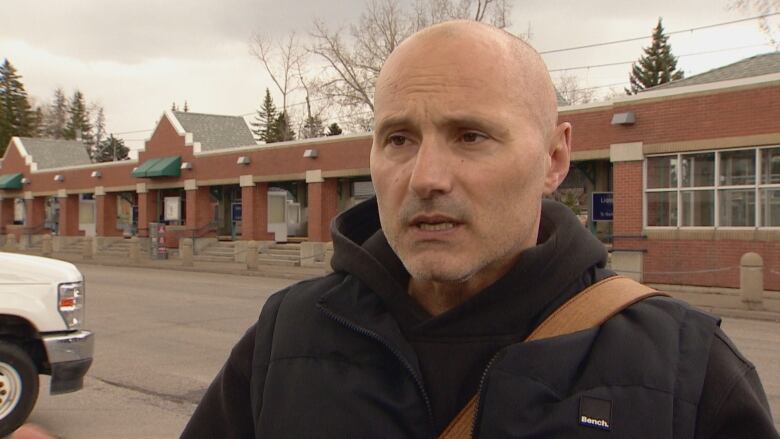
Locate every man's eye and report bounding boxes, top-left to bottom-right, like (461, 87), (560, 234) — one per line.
(461, 131), (487, 143)
(387, 135), (408, 147)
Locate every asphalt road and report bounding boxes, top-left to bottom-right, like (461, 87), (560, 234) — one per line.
(21, 264), (780, 438)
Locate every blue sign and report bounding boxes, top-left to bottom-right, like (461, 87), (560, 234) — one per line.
(231, 203), (242, 221)
(592, 192), (613, 222)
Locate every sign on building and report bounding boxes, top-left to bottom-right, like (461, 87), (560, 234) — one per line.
(591, 192), (613, 222)
(164, 197), (181, 221)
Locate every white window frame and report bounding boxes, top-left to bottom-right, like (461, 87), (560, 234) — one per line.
(644, 145), (780, 230)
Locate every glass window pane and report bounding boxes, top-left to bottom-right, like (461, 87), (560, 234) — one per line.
(761, 188), (780, 227)
(719, 150), (756, 186)
(681, 190), (714, 226)
(681, 153), (714, 187)
(647, 191), (677, 226)
(646, 156), (677, 189)
(718, 189), (756, 227)
(760, 147), (780, 185)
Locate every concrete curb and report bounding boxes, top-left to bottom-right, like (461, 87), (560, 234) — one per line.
(12, 250), (328, 281)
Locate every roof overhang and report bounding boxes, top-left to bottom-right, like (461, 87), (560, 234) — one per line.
(132, 156), (181, 178)
(0, 173), (23, 189)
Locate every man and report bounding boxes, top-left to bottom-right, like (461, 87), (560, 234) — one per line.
(180, 21), (778, 438)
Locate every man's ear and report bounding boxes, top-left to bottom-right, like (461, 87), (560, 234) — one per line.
(543, 122), (572, 195)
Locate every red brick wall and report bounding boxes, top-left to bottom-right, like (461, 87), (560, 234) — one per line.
(307, 179), (338, 242)
(0, 199), (13, 233)
(58, 195), (81, 236)
(642, 240), (780, 291)
(611, 86), (780, 145)
(612, 161), (643, 237)
(96, 193), (121, 236)
(241, 183), (274, 241)
(185, 187), (213, 232)
(558, 108), (613, 152)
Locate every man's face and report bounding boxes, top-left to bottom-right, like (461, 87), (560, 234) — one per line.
(370, 33), (563, 285)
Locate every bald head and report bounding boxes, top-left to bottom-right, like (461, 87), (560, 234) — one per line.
(376, 20), (559, 139)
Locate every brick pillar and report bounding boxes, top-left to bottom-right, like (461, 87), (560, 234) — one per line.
(137, 190), (158, 238)
(25, 196), (46, 229)
(185, 186), (212, 232)
(240, 180), (273, 241)
(612, 160), (643, 238)
(0, 198), (14, 234)
(57, 194), (81, 236)
(96, 192), (121, 236)
(307, 178), (338, 242)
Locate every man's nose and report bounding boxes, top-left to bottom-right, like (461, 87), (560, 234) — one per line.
(408, 138), (453, 199)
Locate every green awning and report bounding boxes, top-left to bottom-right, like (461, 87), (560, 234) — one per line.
(0, 173), (23, 189)
(132, 156), (181, 178)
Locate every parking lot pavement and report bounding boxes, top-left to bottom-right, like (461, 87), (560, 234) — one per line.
(21, 264), (780, 437)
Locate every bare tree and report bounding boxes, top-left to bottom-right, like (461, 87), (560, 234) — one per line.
(554, 73), (595, 106)
(250, 32), (305, 140)
(308, 0), (515, 128)
(729, 0), (780, 48)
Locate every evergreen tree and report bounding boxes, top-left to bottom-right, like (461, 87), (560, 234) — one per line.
(32, 107), (45, 137)
(301, 115), (324, 139)
(326, 122), (343, 136)
(46, 88), (68, 139)
(93, 134), (129, 162)
(63, 90), (93, 145)
(171, 101), (178, 111)
(626, 18), (684, 95)
(91, 105), (106, 160)
(0, 59), (35, 154)
(273, 111), (295, 142)
(183, 100), (189, 112)
(252, 88), (279, 143)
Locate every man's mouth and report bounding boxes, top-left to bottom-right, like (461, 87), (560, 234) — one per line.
(417, 222), (455, 231)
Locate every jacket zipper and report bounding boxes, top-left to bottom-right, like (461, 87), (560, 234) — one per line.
(470, 349), (504, 439)
(318, 303), (435, 436)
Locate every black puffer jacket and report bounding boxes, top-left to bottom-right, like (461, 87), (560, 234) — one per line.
(182, 199), (778, 438)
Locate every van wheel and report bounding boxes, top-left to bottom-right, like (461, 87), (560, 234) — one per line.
(0, 342), (39, 437)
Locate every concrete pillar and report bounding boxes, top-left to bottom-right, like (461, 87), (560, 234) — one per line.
(96, 191), (121, 237)
(137, 189), (158, 238)
(57, 194), (81, 236)
(180, 238), (193, 267)
(240, 177), (274, 241)
(41, 234), (53, 256)
(307, 174), (338, 242)
(245, 240), (258, 270)
(300, 242), (324, 267)
(82, 236), (94, 259)
(740, 252), (764, 310)
(4, 234), (17, 252)
(324, 242), (334, 273)
(0, 198), (14, 234)
(129, 236), (140, 263)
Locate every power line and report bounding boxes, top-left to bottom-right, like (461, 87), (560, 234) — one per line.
(548, 42), (774, 73)
(539, 12), (780, 55)
(116, 13), (780, 138)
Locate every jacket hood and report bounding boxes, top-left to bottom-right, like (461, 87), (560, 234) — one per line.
(330, 198), (607, 313)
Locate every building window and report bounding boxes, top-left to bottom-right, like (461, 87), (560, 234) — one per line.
(645, 146), (780, 228)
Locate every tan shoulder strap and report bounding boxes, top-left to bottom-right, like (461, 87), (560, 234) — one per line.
(438, 276), (666, 439)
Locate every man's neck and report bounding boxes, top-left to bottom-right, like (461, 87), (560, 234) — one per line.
(407, 256), (520, 316)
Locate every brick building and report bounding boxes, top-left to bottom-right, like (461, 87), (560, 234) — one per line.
(0, 54), (777, 290)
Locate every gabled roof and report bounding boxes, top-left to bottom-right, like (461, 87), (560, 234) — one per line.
(171, 111), (256, 152)
(15, 137), (92, 170)
(653, 52), (780, 90)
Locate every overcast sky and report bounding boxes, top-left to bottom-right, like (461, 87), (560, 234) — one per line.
(2, 0), (778, 153)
